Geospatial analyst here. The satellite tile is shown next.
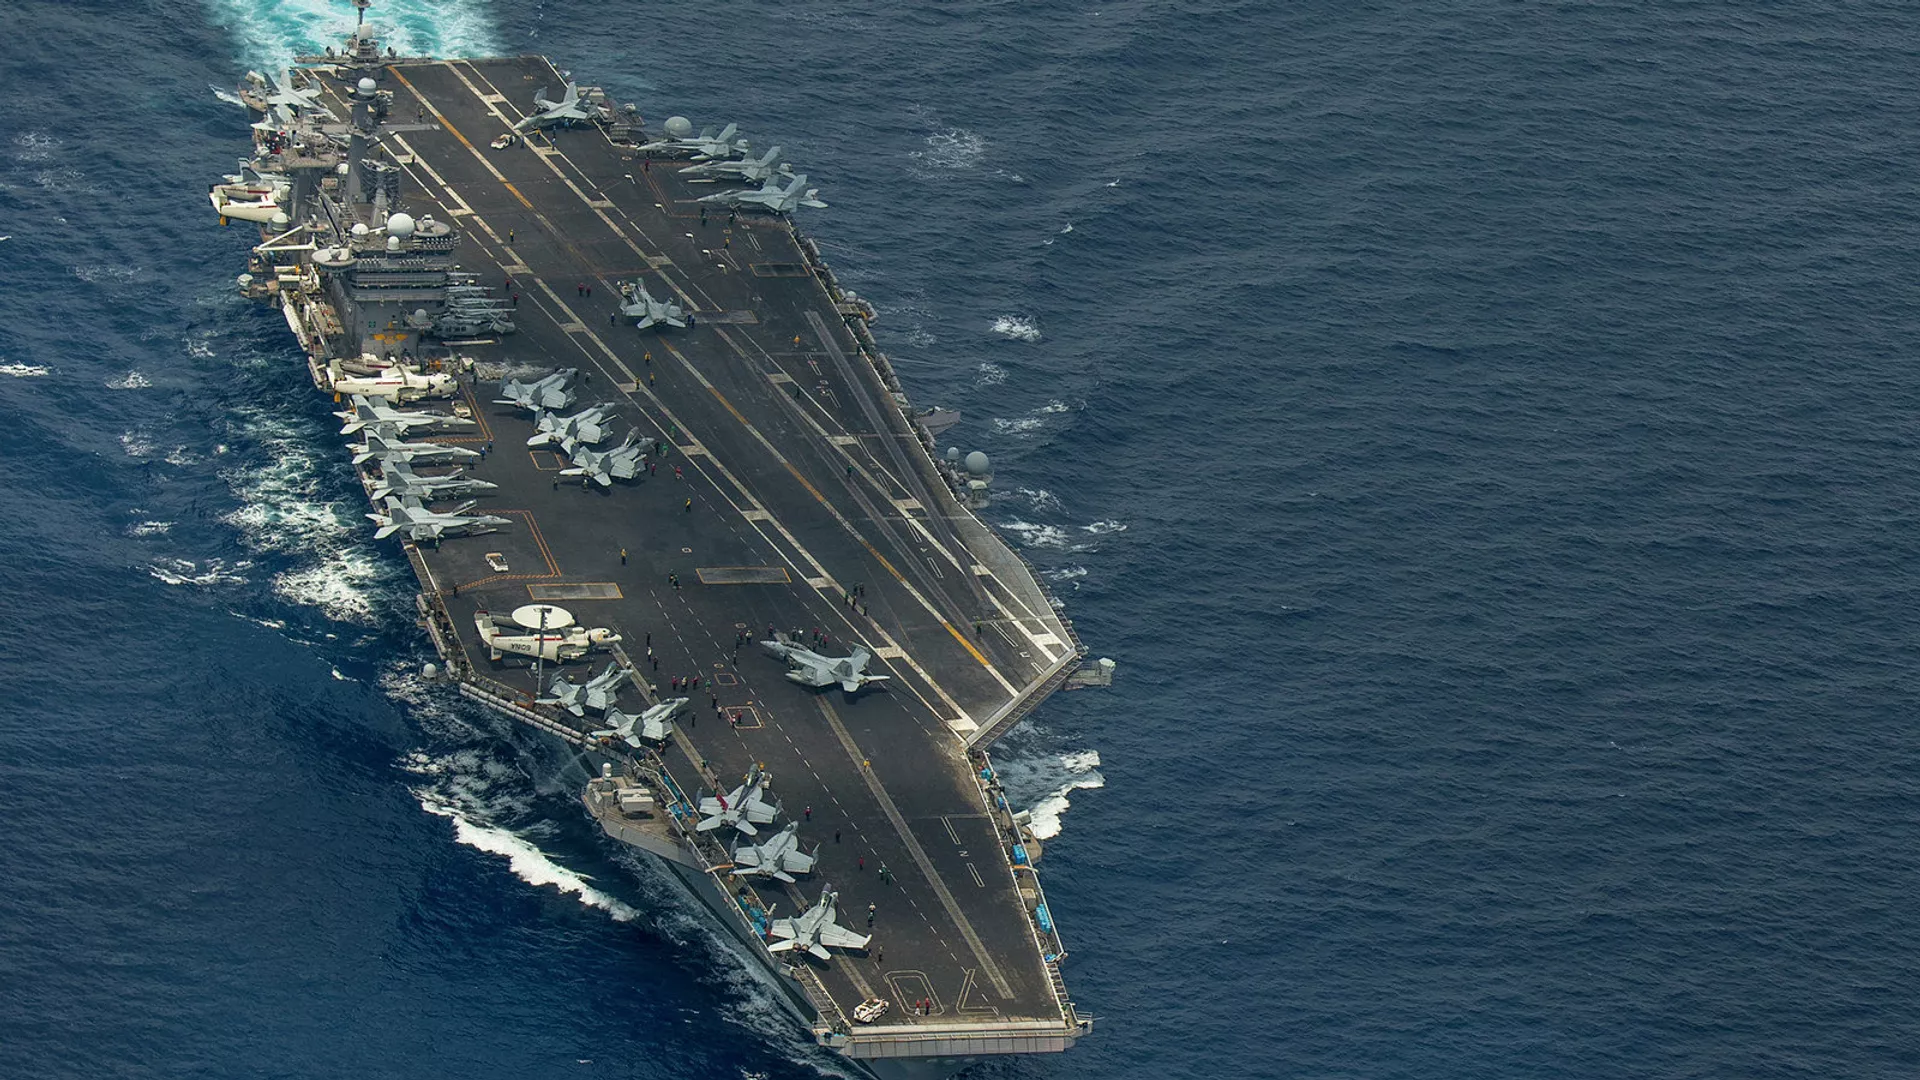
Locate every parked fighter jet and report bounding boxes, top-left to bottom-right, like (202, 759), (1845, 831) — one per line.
(369, 458), (497, 502)
(366, 496), (509, 542)
(761, 638), (891, 693)
(495, 369), (578, 412)
(512, 81), (598, 132)
(527, 404), (617, 447)
(696, 173), (827, 213)
(539, 662), (631, 716)
(590, 697), (688, 746)
(697, 765), (780, 836)
(679, 145), (792, 184)
(264, 69), (333, 118)
(337, 394), (477, 436)
(473, 610), (620, 662)
(638, 122), (747, 160)
(329, 362), (457, 402)
(768, 887), (871, 960)
(619, 281), (687, 330)
(349, 429), (480, 466)
(561, 433), (647, 487)
(729, 822), (818, 883)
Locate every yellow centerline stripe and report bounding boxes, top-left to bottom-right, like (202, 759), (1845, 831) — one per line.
(698, 380), (997, 673)
(390, 67), (533, 210)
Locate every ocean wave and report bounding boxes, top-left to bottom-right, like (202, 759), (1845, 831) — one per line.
(208, 85), (247, 108)
(127, 521), (174, 537)
(71, 264), (139, 284)
(106, 371), (152, 390)
(11, 131), (57, 162)
(1082, 518), (1127, 535)
(999, 518), (1080, 551)
(415, 789), (640, 922)
(272, 550), (394, 625)
(990, 745), (1105, 841)
(203, 0), (504, 68)
(120, 431), (156, 458)
(909, 128), (985, 171)
(975, 361), (1007, 387)
(1043, 565), (1088, 584)
(1024, 750), (1105, 840)
(148, 557), (253, 587)
(990, 315), (1040, 342)
(1012, 487), (1063, 512)
(0, 363), (49, 378)
(222, 409), (391, 624)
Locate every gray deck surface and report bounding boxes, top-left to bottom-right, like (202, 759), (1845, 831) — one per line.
(311, 57), (1076, 1025)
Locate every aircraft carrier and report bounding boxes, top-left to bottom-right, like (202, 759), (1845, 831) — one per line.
(210, 7), (1104, 1078)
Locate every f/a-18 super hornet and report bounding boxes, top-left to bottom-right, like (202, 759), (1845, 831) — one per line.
(619, 281), (687, 330)
(561, 433), (647, 487)
(696, 173), (827, 214)
(698, 765), (780, 836)
(337, 394), (477, 436)
(590, 697), (688, 746)
(473, 610), (622, 663)
(366, 496), (510, 542)
(369, 458), (497, 502)
(512, 81), (598, 132)
(350, 428), (480, 466)
(527, 404), (617, 447)
(328, 361), (457, 402)
(679, 145), (791, 184)
(263, 69), (334, 118)
(768, 887), (871, 960)
(761, 638), (891, 693)
(638, 122), (747, 160)
(495, 369), (577, 412)
(730, 822), (818, 883)
(539, 662), (631, 716)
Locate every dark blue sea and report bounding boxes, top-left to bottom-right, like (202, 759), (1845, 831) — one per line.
(6, 1), (1920, 1077)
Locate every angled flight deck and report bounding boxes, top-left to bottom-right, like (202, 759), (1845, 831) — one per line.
(215, 42), (1096, 1076)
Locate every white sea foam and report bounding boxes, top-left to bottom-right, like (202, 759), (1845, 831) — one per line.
(106, 371), (152, 390)
(272, 549), (392, 625)
(0, 363), (49, 378)
(148, 557), (253, 587)
(1024, 750), (1105, 840)
(1000, 519), (1076, 551)
(209, 85), (247, 108)
(12, 131), (58, 162)
(72, 264), (139, 285)
(164, 446), (200, 467)
(1082, 519), (1128, 535)
(222, 409), (391, 623)
(120, 431), (156, 458)
(1013, 487), (1063, 512)
(909, 128), (985, 171)
(990, 315), (1041, 342)
(1044, 565), (1088, 583)
(415, 790), (640, 922)
(186, 337), (215, 359)
(204, 0), (503, 67)
(127, 521), (174, 537)
(975, 361), (1007, 387)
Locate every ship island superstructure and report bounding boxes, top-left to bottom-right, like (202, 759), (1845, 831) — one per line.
(211, 10), (1103, 1079)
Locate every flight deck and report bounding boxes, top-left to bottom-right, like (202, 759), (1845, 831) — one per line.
(252, 52), (1092, 1069)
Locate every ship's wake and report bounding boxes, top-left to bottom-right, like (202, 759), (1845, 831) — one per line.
(204, 0), (502, 68)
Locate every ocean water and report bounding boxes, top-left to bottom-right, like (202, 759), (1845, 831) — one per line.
(4, 1), (1920, 1077)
